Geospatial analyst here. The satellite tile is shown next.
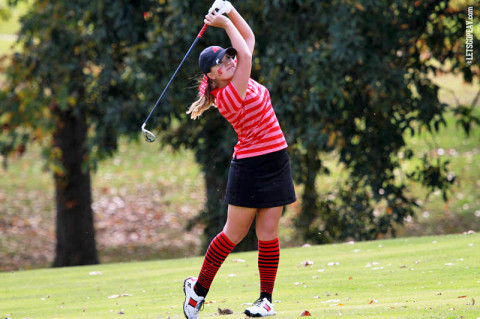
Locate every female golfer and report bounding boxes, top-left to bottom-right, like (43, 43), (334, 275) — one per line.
(183, 2), (296, 318)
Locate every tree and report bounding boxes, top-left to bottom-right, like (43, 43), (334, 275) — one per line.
(0, 0), (153, 266)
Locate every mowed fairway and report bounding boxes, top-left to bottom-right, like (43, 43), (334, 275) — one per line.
(0, 233), (478, 319)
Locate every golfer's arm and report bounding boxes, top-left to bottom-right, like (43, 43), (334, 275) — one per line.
(227, 7), (255, 54)
(224, 22), (251, 99)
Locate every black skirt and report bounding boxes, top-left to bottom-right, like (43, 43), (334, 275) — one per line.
(225, 149), (297, 208)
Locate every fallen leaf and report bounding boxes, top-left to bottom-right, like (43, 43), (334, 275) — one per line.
(321, 299), (340, 304)
(299, 260), (314, 267)
(218, 308), (233, 315)
(231, 259), (245, 263)
(458, 295), (467, 298)
(365, 262), (379, 268)
(108, 294), (132, 299)
(348, 277), (353, 280)
(369, 300), (378, 304)
(299, 310), (311, 316)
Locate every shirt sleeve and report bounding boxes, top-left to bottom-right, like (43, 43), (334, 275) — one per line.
(216, 81), (244, 115)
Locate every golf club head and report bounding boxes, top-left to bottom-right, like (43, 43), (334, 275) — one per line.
(141, 123), (156, 143)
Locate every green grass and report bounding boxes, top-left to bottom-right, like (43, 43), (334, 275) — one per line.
(0, 233), (479, 318)
(0, 35), (15, 53)
(0, 0), (29, 35)
(0, 0), (24, 76)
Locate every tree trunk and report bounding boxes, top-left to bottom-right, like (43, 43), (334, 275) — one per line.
(202, 165), (229, 246)
(295, 147), (321, 242)
(52, 108), (98, 267)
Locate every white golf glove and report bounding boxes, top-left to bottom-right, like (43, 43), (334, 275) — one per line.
(209, 0), (232, 15)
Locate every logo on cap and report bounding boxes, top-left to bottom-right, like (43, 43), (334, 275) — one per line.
(212, 46), (221, 53)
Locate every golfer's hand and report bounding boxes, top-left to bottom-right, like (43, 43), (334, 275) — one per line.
(209, 0), (232, 15)
(204, 11), (231, 29)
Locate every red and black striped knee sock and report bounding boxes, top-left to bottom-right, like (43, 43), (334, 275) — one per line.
(195, 231), (236, 297)
(258, 238), (280, 302)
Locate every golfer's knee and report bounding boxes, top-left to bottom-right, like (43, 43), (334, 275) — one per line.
(256, 226), (278, 241)
(223, 225), (248, 244)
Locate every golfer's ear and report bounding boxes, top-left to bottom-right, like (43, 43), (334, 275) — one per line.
(207, 72), (215, 80)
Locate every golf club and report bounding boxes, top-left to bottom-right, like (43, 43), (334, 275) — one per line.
(141, 20), (212, 142)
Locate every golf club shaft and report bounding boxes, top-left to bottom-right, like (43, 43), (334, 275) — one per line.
(143, 24), (209, 126)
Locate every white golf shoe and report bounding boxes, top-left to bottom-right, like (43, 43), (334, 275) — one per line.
(244, 297), (276, 317)
(183, 277), (205, 319)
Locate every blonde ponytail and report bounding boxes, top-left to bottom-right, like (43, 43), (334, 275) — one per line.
(187, 76), (217, 119)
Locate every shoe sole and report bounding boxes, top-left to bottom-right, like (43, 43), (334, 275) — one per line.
(244, 310), (260, 317)
(183, 278), (189, 319)
(244, 310), (275, 317)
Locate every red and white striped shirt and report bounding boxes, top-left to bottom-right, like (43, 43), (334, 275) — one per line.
(212, 78), (288, 159)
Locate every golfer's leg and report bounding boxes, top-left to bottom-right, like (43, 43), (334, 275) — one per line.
(223, 205), (257, 244)
(195, 205), (256, 297)
(255, 207), (282, 302)
(256, 206), (282, 241)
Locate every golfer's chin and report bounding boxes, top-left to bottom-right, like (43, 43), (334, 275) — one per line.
(224, 74), (234, 83)
(218, 71), (235, 84)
